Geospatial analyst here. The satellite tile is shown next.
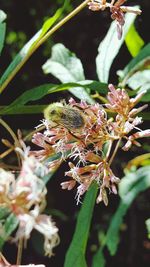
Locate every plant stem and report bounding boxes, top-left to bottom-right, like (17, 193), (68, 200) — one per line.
(0, 118), (21, 164)
(0, 0), (91, 94)
(16, 238), (23, 265)
(109, 138), (121, 166)
(0, 119), (19, 145)
(106, 140), (113, 160)
(0, 147), (14, 159)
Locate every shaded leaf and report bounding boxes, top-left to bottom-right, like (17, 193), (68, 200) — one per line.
(96, 10), (138, 83)
(0, 213), (19, 249)
(0, 207), (10, 220)
(0, 81), (107, 115)
(64, 183), (98, 267)
(125, 24), (144, 57)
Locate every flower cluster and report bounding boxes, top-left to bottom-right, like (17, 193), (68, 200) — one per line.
(88, 0), (141, 39)
(0, 146), (59, 257)
(32, 85), (150, 205)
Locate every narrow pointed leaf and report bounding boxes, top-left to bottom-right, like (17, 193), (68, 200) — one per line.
(0, 2), (68, 91)
(64, 183), (98, 267)
(0, 81), (107, 115)
(96, 9), (139, 83)
(0, 10), (7, 55)
(125, 24), (144, 57)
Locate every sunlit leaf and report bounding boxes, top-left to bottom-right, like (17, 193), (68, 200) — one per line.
(126, 70), (150, 101)
(118, 43), (150, 87)
(125, 24), (144, 57)
(0, 10), (7, 23)
(30, 0), (69, 50)
(125, 153), (150, 170)
(96, 10), (138, 83)
(42, 43), (94, 103)
(0, 10), (7, 55)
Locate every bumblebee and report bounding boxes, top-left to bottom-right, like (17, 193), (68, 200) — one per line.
(44, 103), (85, 130)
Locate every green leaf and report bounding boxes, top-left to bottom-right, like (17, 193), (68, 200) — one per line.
(125, 70), (150, 102)
(30, 0), (69, 50)
(145, 218), (150, 239)
(0, 81), (107, 115)
(92, 248), (106, 267)
(118, 43), (150, 87)
(96, 10), (138, 83)
(64, 183), (98, 267)
(43, 43), (85, 82)
(0, 207), (10, 220)
(42, 43), (94, 103)
(41, 0), (69, 38)
(125, 24), (144, 57)
(107, 166), (150, 255)
(0, 10), (7, 55)
(92, 166), (150, 264)
(0, 213), (19, 249)
(0, 2), (68, 91)
(0, 10), (7, 23)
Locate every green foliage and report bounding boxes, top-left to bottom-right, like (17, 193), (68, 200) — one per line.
(118, 43), (150, 85)
(125, 24), (144, 57)
(92, 166), (150, 267)
(42, 43), (94, 103)
(118, 43), (150, 101)
(0, 1), (69, 92)
(145, 219), (150, 239)
(96, 10), (138, 83)
(0, 212), (19, 250)
(0, 81), (107, 115)
(0, 10), (7, 55)
(64, 183), (98, 267)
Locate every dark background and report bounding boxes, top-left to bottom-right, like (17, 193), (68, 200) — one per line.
(0, 1), (150, 266)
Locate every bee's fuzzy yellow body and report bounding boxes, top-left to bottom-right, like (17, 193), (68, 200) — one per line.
(44, 103), (85, 130)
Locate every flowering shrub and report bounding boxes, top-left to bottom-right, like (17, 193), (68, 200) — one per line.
(0, 1), (150, 266)
(32, 85), (149, 206)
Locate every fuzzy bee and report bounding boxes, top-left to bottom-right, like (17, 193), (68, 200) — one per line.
(44, 103), (85, 130)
